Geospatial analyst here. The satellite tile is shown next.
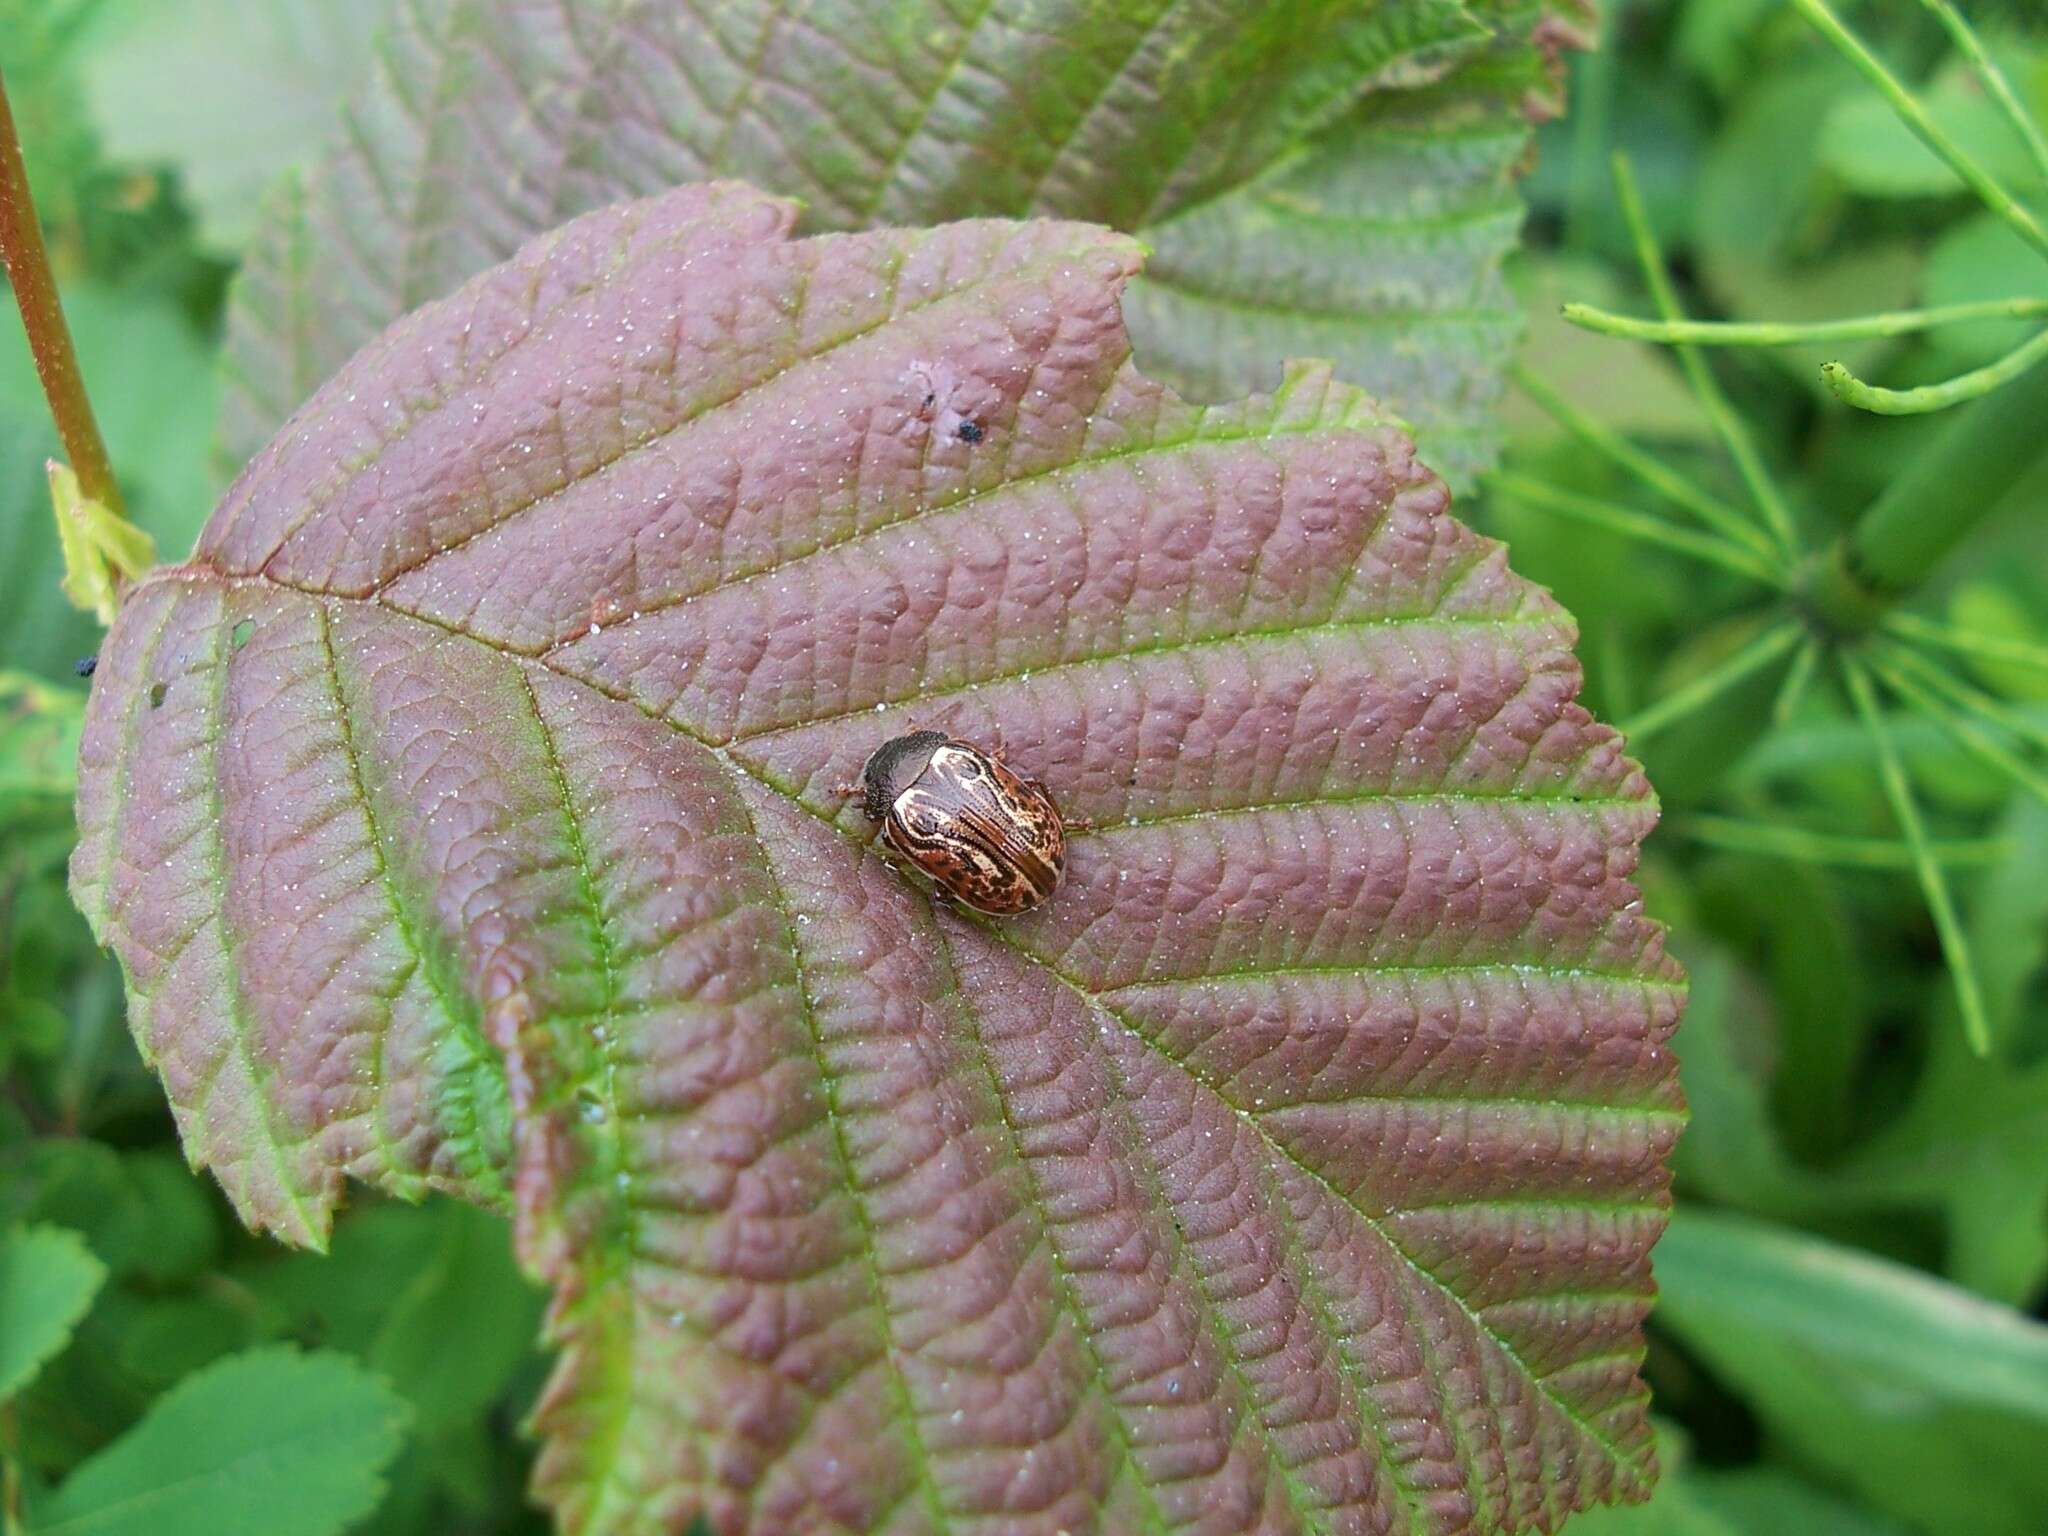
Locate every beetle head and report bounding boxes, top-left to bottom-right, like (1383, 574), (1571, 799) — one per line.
(859, 730), (949, 823)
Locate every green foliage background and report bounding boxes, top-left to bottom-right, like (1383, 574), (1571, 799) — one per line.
(3, 1), (2046, 1533)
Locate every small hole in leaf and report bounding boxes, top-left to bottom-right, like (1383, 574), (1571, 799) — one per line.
(231, 619), (255, 650)
(148, 682), (167, 709)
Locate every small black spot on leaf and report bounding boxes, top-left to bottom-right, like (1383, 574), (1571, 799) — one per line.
(956, 419), (984, 444)
(74, 656), (98, 678)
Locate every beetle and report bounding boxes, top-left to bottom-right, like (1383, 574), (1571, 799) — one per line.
(844, 729), (1077, 915)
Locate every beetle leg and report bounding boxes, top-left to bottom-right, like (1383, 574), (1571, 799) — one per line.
(832, 781), (860, 799)
(987, 726), (1008, 762)
(1063, 812), (1095, 833)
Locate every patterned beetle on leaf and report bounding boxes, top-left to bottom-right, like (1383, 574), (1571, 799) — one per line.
(854, 730), (1069, 915)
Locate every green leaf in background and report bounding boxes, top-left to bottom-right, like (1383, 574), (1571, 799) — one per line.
(76, 0), (386, 254)
(29, 1347), (408, 1536)
(1923, 214), (2048, 373)
(0, 1224), (106, 1400)
(2, 1142), (218, 1289)
(216, 0), (1589, 489)
(243, 1203), (539, 1437)
(1654, 1208), (2048, 1536)
(1818, 50), (2048, 199)
(236, 1203), (541, 1536)
(0, 285), (219, 682)
(1687, 1468), (1911, 1536)
(0, 674), (84, 804)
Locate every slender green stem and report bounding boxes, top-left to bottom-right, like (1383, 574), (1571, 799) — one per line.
(1919, 0), (2048, 184)
(0, 68), (121, 514)
(1805, 354), (2048, 631)
(1674, 812), (2009, 869)
(1823, 326), (2048, 415)
(1881, 639), (2048, 755)
(1622, 621), (1802, 743)
(1885, 611), (2048, 676)
(1564, 297), (2048, 347)
(1610, 153), (1800, 555)
(1872, 650), (2048, 806)
(1793, 0), (2048, 262)
(1842, 655), (1991, 1057)
(1508, 363), (1780, 562)
(1772, 634), (1824, 725)
(1488, 473), (1788, 586)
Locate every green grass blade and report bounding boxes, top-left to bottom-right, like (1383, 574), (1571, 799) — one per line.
(1873, 650), (2048, 806)
(1793, 0), (2048, 262)
(1842, 655), (1992, 1056)
(1674, 812), (2009, 869)
(1507, 364), (1782, 563)
(1622, 621), (1803, 743)
(1609, 153), (1801, 556)
(1772, 634), (1824, 726)
(1920, 0), (2048, 184)
(1880, 639), (2048, 756)
(1563, 297), (2048, 346)
(1487, 473), (1789, 586)
(1822, 327), (2048, 415)
(1884, 611), (2048, 676)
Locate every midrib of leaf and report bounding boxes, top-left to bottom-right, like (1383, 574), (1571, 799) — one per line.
(513, 664), (651, 1528)
(1239, 1126), (1437, 1534)
(931, 959), (1180, 1534)
(734, 785), (958, 1536)
(1085, 986), (1347, 1536)
(147, 539), (1657, 1517)
(316, 599), (510, 1204)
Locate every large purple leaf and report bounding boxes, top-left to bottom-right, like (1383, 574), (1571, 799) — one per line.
(75, 185), (1682, 1535)
(217, 0), (1587, 490)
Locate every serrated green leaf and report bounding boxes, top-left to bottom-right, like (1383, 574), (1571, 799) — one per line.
(0, 1224), (107, 1401)
(30, 1347), (409, 1536)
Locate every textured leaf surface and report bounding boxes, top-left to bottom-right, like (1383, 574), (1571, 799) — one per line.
(77, 186), (1682, 1535)
(32, 1347), (409, 1536)
(0, 1224), (106, 1400)
(217, 0), (1585, 489)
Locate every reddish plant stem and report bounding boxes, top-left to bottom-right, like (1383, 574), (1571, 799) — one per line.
(0, 67), (121, 515)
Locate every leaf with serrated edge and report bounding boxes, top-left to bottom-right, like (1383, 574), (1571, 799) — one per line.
(216, 0), (1588, 489)
(78, 185), (1682, 1535)
(0, 1224), (106, 1400)
(32, 1346), (408, 1536)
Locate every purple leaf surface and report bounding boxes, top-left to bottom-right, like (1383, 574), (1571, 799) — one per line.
(76, 185), (1682, 1535)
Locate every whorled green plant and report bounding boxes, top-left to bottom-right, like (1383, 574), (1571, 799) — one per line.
(1502, 0), (2048, 1056)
